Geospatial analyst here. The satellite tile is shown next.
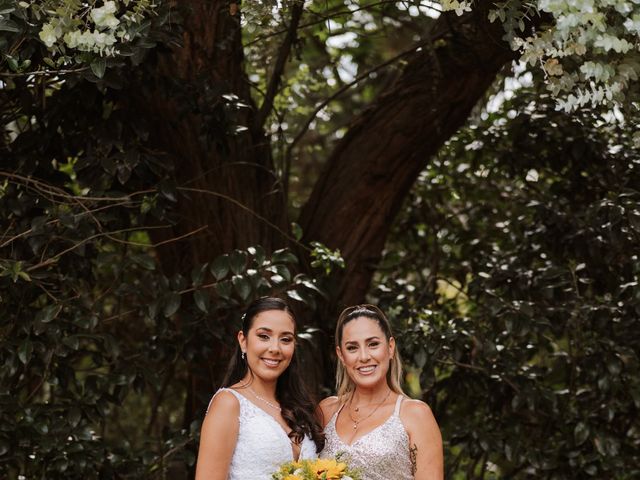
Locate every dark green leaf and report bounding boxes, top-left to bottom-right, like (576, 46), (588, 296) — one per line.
(34, 421), (49, 435)
(191, 263), (208, 286)
(36, 305), (58, 324)
(215, 280), (232, 299)
(574, 422), (589, 446)
(272, 264), (291, 283)
(158, 180), (178, 202)
(232, 275), (251, 301)
(272, 248), (298, 265)
(131, 253), (156, 270)
(286, 289), (304, 302)
(414, 348), (427, 368)
(68, 407), (82, 427)
(5, 55), (18, 71)
(229, 250), (247, 275)
(90, 57), (107, 79)
(18, 339), (33, 364)
(210, 254), (230, 280)
(291, 222), (303, 241)
(194, 290), (209, 313)
(248, 245), (266, 266)
(62, 336), (80, 350)
(163, 293), (181, 317)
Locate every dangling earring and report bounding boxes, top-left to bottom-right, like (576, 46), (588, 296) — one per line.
(241, 351), (246, 361)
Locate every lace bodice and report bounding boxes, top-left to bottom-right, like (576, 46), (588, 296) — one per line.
(208, 388), (317, 480)
(321, 395), (413, 480)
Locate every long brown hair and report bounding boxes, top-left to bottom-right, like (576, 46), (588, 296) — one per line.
(334, 304), (405, 401)
(223, 297), (325, 452)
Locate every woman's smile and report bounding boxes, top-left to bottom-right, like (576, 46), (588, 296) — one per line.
(356, 365), (377, 375)
(261, 357), (282, 368)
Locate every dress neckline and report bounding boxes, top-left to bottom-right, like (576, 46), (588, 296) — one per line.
(332, 394), (404, 447)
(224, 388), (302, 461)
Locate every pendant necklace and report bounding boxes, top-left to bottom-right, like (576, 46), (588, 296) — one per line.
(348, 389), (392, 431)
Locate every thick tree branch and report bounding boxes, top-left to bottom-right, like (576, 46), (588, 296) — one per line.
(285, 30), (441, 167)
(299, 6), (537, 308)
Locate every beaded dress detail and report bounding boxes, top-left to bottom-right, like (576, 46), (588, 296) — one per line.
(207, 388), (317, 479)
(321, 395), (413, 480)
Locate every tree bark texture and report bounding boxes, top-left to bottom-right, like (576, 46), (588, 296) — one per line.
(143, 0), (289, 274)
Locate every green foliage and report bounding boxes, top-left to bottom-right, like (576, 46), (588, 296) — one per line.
(375, 78), (640, 477)
(0, 0), (171, 79)
(310, 241), (345, 276)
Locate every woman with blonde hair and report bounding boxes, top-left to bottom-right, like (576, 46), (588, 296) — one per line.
(318, 305), (443, 479)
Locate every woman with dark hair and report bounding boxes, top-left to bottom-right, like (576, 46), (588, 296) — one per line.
(319, 304), (443, 480)
(195, 297), (324, 480)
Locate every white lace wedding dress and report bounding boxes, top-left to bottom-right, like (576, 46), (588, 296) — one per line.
(209, 388), (317, 479)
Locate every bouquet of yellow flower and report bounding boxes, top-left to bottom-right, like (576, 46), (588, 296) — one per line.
(271, 457), (361, 480)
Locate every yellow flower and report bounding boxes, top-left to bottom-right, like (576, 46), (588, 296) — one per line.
(283, 475), (303, 480)
(312, 458), (347, 479)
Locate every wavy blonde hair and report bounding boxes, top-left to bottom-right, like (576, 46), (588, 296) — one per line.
(334, 304), (405, 402)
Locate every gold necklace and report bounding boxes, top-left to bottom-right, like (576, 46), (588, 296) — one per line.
(348, 389), (392, 431)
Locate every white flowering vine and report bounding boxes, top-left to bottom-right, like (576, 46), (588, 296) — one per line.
(30, 0), (158, 65)
(442, 0), (640, 112)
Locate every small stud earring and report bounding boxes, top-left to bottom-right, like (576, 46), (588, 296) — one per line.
(241, 351), (246, 360)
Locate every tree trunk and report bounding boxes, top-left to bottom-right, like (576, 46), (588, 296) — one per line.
(145, 0), (288, 269)
(134, 0), (290, 436)
(299, 7), (519, 310)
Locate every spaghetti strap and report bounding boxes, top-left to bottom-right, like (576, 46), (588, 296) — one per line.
(393, 394), (403, 416)
(205, 387), (240, 414)
(329, 399), (347, 426)
(205, 389), (221, 415)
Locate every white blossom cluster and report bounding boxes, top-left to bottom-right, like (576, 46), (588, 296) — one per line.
(518, 0), (640, 111)
(442, 0), (640, 111)
(35, 0), (156, 57)
(440, 0), (473, 16)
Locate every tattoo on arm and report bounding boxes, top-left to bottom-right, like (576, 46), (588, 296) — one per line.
(410, 443), (418, 476)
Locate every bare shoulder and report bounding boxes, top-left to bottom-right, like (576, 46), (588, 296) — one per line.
(206, 389), (240, 418)
(319, 395), (339, 408)
(401, 398), (434, 420)
(317, 396), (340, 427)
(400, 398), (440, 434)
(319, 395), (340, 412)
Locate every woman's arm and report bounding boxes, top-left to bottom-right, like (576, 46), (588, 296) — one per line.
(194, 390), (240, 480)
(401, 399), (443, 480)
